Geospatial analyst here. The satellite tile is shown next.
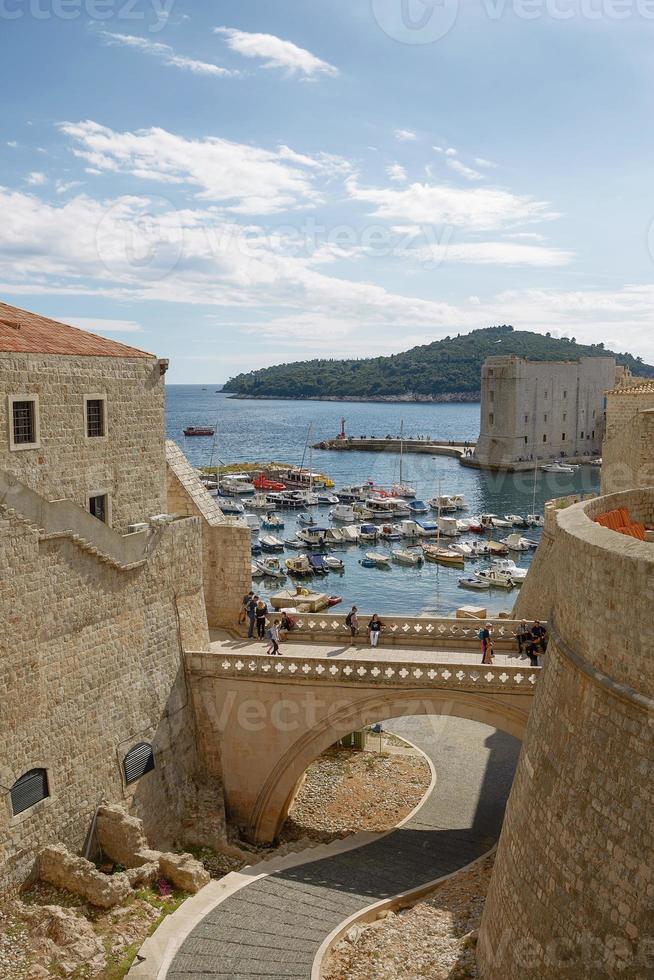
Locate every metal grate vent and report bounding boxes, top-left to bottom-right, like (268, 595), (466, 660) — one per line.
(123, 743), (155, 785)
(10, 768), (49, 816)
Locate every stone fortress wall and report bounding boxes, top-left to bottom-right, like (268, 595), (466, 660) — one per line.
(478, 488), (654, 977)
(0, 352), (167, 534)
(601, 380), (654, 494)
(475, 355), (619, 469)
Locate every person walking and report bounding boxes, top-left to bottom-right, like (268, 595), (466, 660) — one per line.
(247, 594), (258, 639)
(240, 591), (254, 628)
(368, 614), (384, 648)
(255, 599), (268, 639)
(480, 623), (494, 664)
(266, 619), (281, 656)
(345, 606), (359, 645)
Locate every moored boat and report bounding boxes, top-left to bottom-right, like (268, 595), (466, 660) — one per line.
(184, 425), (214, 437)
(323, 555), (344, 571)
(260, 534), (285, 552)
(422, 545), (465, 567)
(262, 513), (284, 529)
(458, 575), (490, 590)
(500, 532), (531, 552)
(391, 548), (423, 566)
(364, 551), (391, 568)
(285, 555), (313, 576)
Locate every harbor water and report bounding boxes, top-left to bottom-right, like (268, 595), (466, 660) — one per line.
(167, 388), (601, 617)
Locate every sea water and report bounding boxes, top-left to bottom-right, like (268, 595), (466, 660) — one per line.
(166, 387), (601, 616)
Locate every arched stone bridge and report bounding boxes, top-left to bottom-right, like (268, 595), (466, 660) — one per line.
(187, 615), (540, 843)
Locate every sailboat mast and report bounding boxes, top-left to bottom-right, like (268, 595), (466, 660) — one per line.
(399, 419), (404, 485)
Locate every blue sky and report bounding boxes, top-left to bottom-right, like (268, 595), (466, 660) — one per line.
(1, 0), (654, 381)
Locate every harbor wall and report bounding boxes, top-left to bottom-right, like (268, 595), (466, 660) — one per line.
(601, 384), (654, 494)
(479, 488), (654, 978)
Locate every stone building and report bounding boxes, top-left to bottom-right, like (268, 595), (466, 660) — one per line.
(0, 302), (250, 892)
(601, 377), (654, 494)
(480, 488), (654, 977)
(474, 354), (620, 469)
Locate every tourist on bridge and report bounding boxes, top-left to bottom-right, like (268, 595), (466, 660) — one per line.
(367, 614), (385, 648)
(345, 606), (359, 645)
(480, 623), (494, 664)
(255, 598), (268, 639)
(266, 619), (281, 656)
(246, 594), (258, 639)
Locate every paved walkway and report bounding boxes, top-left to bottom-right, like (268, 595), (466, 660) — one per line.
(167, 715), (520, 979)
(209, 629), (530, 667)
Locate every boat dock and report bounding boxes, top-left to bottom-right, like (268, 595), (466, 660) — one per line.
(313, 437), (474, 459)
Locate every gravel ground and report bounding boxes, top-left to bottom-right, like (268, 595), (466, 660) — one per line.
(279, 743), (431, 844)
(322, 853), (493, 980)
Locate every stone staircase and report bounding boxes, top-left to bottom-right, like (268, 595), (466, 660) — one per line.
(0, 471), (151, 572)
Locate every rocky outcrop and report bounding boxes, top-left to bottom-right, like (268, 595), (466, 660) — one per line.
(159, 853), (210, 893)
(39, 845), (131, 909)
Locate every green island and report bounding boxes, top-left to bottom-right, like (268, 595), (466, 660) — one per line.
(223, 325), (654, 402)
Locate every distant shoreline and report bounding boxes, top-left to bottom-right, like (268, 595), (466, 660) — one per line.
(224, 391), (481, 404)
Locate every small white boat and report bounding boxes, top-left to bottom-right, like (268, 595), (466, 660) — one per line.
(491, 559), (528, 581)
(297, 512), (316, 526)
(325, 527), (345, 544)
(450, 494), (467, 510)
(297, 526), (328, 547)
(262, 513), (284, 529)
(253, 558), (286, 579)
(359, 523), (379, 542)
(476, 568), (519, 589)
(437, 517), (460, 538)
(353, 503), (375, 520)
(251, 562), (265, 579)
(387, 498), (412, 517)
(364, 551), (392, 568)
(399, 520), (421, 538)
(329, 504), (356, 522)
(317, 492), (339, 505)
(323, 555), (345, 571)
(469, 540), (491, 557)
(391, 482), (416, 499)
(429, 494), (457, 512)
(260, 534), (285, 552)
(456, 518), (473, 532)
(391, 548), (423, 566)
(505, 514), (529, 528)
(500, 533), (531, 552)
(541, 461), (575, 473)
(458, 575), (490, 591)
(221, 476), (254, 495)
(243, 513), (260, 533)
(527, 513), (544, 527)
(449, 541), (473, 557)
(379, 523), (402, 540)
(339, 525), (361, 542)
(297, 491), (320, 506)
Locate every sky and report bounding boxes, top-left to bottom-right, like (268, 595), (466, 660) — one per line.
(1, 0), (654, 382)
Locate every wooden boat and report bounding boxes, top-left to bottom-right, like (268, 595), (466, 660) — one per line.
(364, 551), (391, 568)
(285, 556), (313, 576)
(422, 545), (465, 567)
(327, 595), (342, 606)
(391, 548), (423, 566)
(184, 425), (214, 437)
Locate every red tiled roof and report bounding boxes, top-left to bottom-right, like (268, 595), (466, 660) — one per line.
(0, 301), (154, 358)
(610, 380), (654, 396)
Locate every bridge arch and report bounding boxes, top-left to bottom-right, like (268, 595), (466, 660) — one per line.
(244, 687), (530, 843)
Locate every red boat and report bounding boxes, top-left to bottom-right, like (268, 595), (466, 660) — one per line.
(184, 426), (215, 437)
(254, 474), (286, 492)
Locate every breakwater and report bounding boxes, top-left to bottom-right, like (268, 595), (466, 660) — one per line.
(313, 437), (473, 459)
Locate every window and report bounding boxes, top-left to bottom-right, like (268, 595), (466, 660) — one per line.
(580, 431), (584, 439)
(10, 768), (49, 816)
(524, 414), (529, 424)
(89, 493), (109, 524)
(563, 413), (567, 422)
(123, 743), (155, 785)
(592, 429), (595, 439)
(85, 397), (106, 438)
(562, 433), (566, 441)
(544, 414), (548, 423)
(489, 413), (494, 425)
(563, 390), (567, 398)
(8, 396), (40, 450)
(489, 390), (494, 402)
(592, 409), (596, 419)
(542, 434), (547, 443)
(488, 369), (494, 377)
(524, 436), (528, 444)
(544, 391), (548, 399)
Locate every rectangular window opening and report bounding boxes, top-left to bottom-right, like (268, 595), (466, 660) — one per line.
(12, 400), (36, 445)
(89, 493), (108, 524)
(86, 398), (105, 438)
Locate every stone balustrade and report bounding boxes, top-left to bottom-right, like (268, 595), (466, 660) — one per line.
(187, 649), (540, 692)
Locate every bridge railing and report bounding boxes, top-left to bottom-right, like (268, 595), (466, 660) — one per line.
(275, 615), (541, 652)
(187, 649), (540, 693)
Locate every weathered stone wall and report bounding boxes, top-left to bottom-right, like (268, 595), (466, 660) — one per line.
(476, 355), (617, 468)
(165, 441), (251, 629)
(479, 489), (654, 977)
(602, 386), (654, 494)
(0, 353), (166, 533)
(0, 506), (222, 893)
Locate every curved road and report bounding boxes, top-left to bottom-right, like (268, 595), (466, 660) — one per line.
(168, 716), (520, 979)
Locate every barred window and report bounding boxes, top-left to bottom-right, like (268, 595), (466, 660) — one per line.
(11, 768), (49, 816)
(123, 743), (155, 785)
(89, 493), (108, 524)
(86, 399), (105, 438)
(12, 400), (36, 445)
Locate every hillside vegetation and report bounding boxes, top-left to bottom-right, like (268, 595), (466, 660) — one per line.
(223, 326), (653, 401)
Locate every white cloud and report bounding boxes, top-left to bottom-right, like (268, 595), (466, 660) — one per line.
(446, 158), (483, 181)
(386, 163), (407, 183)
(346, 177), (560, 232)
(26, 172), (47, 186)
(99, 31), (234, 77)
(64, 317), (143, 333)
(394, 129), (417, 142)
(55, 179), (83, 194)
(7, 141), (18, 149)
(413, 240), (574, 267)
(434, 145), (457, 157)
(214, 27), (337, 79)
(59, 120), (328, 214)
(507, 231), (546, 242)
(474, 157), (497, 168)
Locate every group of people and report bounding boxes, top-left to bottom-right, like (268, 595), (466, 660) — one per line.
(345, 607), (385, 647)
(239, 592), (299, 656)
(479, 620), (548, 665)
